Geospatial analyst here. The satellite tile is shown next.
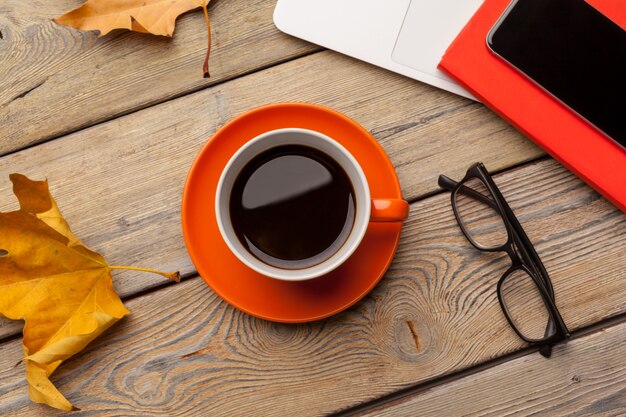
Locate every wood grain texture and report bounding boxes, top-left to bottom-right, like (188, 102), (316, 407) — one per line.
(0, 159), (624, 416)
(361, 322), (626, 417)
(0, 51), (542, 339)
(0, 0), (318, 155)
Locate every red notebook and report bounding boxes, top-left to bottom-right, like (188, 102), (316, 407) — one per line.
(439, 0), (626, 213)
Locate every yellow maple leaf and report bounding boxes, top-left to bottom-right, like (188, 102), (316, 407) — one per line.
(0, 174), (180, 411)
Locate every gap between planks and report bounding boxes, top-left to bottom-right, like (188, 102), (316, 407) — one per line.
(334, 310), (626, 417)
(0, 48), (324, 160)
(0, 0), (322, 155)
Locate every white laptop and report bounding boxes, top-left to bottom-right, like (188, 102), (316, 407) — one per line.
(273, 0), (483, 100)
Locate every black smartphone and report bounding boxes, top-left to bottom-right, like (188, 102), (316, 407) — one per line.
(487, 0), (626, 148)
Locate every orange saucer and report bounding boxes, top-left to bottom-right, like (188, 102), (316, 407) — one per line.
(182, 103), (404, 322)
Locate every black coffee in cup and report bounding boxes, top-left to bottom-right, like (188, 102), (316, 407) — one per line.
(229, 145), (355, 269)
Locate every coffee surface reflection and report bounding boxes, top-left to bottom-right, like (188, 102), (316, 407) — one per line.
(230, 145), (355, 269)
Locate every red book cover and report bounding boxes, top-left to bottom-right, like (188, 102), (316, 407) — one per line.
(439, 0), (626, 212)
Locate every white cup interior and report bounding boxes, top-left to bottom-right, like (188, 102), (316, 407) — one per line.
(216, 128), (371, 281)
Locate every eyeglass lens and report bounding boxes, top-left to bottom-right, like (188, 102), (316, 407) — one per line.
(500, 268), (555, 341)
(454, 177), (508, 249)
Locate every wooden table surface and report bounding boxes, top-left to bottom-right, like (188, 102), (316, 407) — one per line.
(1, 1), (625, 415)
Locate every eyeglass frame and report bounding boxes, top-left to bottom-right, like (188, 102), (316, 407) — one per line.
(438, 162), (570, 357)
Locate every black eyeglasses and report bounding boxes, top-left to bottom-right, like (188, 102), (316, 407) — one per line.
(439, 163), (569, 358)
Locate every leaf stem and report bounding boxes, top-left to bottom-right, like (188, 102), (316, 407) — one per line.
(109, 266), (181, 282)
(202, 1), (212, 78)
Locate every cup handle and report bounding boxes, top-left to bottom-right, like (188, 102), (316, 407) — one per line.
(370, 199), (409, 222)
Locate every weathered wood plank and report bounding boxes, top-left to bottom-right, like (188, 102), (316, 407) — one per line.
(0, 51), (542, 338)
(0, 0), (318, 155)
(0, 159), (624, 416)
(360, 321), (626, 417)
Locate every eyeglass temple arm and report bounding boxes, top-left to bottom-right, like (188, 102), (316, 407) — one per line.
(438, 175), (499, 210)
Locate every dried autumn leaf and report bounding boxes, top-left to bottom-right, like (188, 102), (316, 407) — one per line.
(54, 0), (201, 36)
(0, 174), (180, 411)
(54, 0), (214, 76)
